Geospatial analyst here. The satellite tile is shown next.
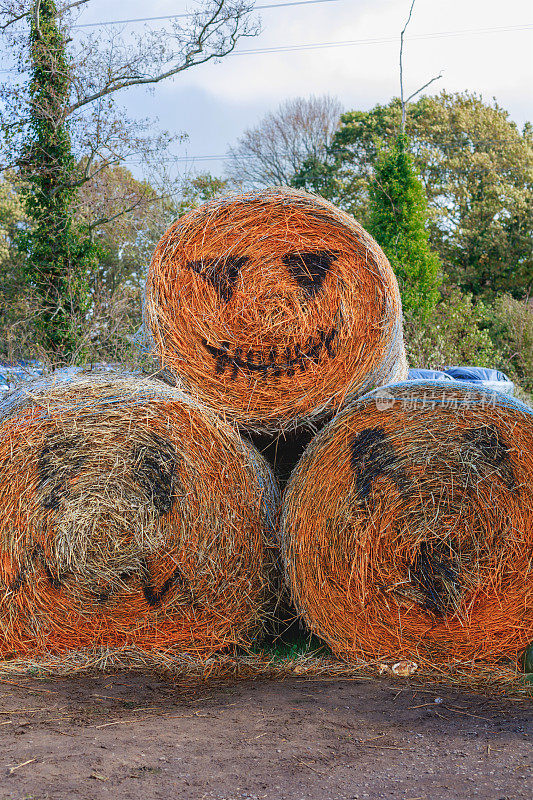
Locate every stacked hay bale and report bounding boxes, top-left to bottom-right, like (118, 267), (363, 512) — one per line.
(0, 372), (279, 658)
(144, 187), (407, 433)
(281, 381), (533, 667)
(6, 184), (528, 678)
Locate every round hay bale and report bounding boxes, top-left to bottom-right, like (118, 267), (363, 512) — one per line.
(144, 188), (407, 432)
(0, 372), (280, 659)
(282, 381), (533, 666)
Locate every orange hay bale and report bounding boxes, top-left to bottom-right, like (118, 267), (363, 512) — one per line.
(144, 188), (407, 432)
(282, 381), (533, 668)
(0, 372), (280, 659)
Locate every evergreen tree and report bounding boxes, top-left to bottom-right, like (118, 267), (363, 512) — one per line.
(19, 0), (96, 357)
(368, 134), (441, 319)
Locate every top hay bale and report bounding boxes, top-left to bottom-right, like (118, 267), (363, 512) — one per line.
(145, 188), (407, 433)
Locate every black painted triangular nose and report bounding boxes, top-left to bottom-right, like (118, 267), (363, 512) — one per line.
(282, 250), (339, 297)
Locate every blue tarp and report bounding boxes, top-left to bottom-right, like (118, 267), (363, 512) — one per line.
(444, 366), (514, 396)
(0, 362), (118, 394)
(406, 366), (515, 395)
(0, 362), (517, 397)
(443, 366), (510, 383)
(0, 361), (44, 392)
(407, 369), (455, 382)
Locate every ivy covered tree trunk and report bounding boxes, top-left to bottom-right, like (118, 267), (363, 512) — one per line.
(368, 134), (441, 320)
(0, 0), (260, 360)
(21, 0), (94, 358)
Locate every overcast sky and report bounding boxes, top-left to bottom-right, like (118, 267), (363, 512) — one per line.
(75, 0), (533, 178)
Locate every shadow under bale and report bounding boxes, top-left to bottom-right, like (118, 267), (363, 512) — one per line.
(0, 372), (280, 659)
(281, 381), (533, 668)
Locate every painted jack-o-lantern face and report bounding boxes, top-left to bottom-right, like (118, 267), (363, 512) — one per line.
(282, 382), (533, 666)
(145, 188), (407, 431)
(0, 375), (278, 658)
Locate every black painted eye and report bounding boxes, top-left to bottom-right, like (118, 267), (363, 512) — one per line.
(282, 250), (339, 297)
(350, 427), (411, 502)
(460, 425), (515, 489)
(37, 434), (87, 510)
(187, 256), (248, 302)
(132, 432), (178, 516)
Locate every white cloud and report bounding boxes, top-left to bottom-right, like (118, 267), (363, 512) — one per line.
(78, 0), (533, 168)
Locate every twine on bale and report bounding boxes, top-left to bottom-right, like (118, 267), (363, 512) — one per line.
(0, 372), (280, 659)
(281, 381), (533, 668)
(144, 187), (407, 433)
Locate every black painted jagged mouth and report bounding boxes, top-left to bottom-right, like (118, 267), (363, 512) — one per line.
(202, 327), (338, 380)
(3, 547), (195, 609)
(408, 540), (462, 618)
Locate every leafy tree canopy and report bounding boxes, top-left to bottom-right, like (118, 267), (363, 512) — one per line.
(294, 92), (533, 299)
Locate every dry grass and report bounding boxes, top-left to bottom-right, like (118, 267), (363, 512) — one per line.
(282, 380), (533, 671)
(144, 187), (407, 433)
(0, 371), (280, 659)
(0, 647), (529, 698)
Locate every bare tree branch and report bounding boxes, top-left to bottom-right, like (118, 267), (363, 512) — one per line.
(226, 95), (343, 188)
(406, 73), (442, 105)
(399, 0), (416, 133)
(61, 0), (89, 12)
(0, 9), (27, 30)
(87, 194), (153, 233)
(0, 0), (89, 30)
(66, 1), (257, 115)
(33, 0), (42, 39)
(399, 0), (442, 132)
(49, 151), (118, 197)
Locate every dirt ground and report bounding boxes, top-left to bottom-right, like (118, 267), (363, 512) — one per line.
(0, 671), (531, 800)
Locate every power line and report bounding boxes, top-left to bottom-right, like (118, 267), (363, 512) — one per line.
(1, 22), (531, 73)
(120, 141), (530, 165)
(72, 0), (341, 29)
(232, 23), (533, 56)
(1, 22), (531, 75)
(0, 0), (341, 74)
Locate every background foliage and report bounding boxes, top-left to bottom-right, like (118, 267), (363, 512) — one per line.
(1, 82), (531, 400)
(294, 92), (532, 300)
(0, 0), (258, 358)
